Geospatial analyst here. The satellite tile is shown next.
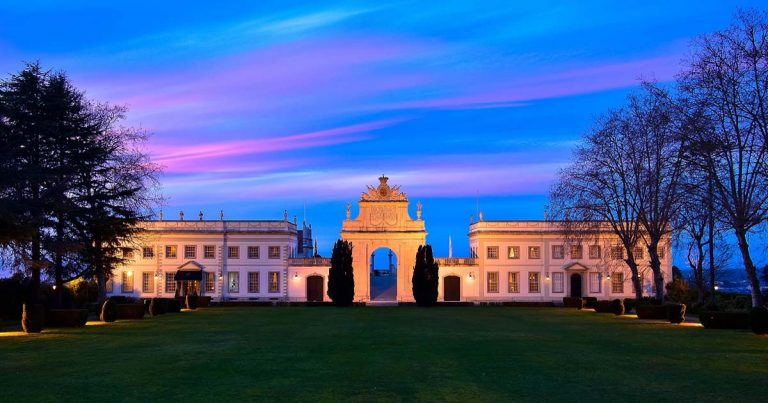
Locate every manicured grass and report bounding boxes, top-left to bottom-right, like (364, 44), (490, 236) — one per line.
(1, 307), (766, 402)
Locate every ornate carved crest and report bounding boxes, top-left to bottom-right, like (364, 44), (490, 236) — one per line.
(361, 175), (407, 201)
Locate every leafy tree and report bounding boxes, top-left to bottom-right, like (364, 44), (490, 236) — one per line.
(0, 62), (159, 306)
(327, 239), (354, 306)
(412, 244), (439, 306)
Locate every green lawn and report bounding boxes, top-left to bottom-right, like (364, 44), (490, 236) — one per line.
(1, 307), (766, 402)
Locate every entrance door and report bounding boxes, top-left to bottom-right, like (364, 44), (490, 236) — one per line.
(444, 276), (461, 301)
(570, 273), (582, 297)
(306, 275), (324, 302)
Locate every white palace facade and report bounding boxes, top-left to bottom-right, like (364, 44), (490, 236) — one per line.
(108, 176), (672, 303)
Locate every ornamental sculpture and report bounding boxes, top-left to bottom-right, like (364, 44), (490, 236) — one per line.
(361, 175), (407, 201)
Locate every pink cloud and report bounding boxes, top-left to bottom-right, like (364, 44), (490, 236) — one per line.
(153, 118), (403, 172)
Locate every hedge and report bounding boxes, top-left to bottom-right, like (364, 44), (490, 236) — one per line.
(501, 301), (556, 307)
(699, 311), (750, 329)
(198, 296), (211, 307)
(116, 304), (145, 320)
(636, 304), (667, 320)
(563, 297), (585, 309)
(750, 306), (768, 335)
(100, 299), (118, 322)
(666, 303), (686, 324)
(186, 295), (198, 310)
(582, 297), (598, 309)
(22, 304), (44, 333)
(46, 309), (88, 327)
(594, 299), (624, 315)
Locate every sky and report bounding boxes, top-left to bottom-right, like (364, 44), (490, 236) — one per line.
(1, 1), (765, 264)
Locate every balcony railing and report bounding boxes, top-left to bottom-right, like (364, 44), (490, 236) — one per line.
(288, 257), (331, 266)
(435, 257), (478, 266)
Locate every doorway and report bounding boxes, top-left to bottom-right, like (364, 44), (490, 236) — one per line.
(443, 276), (460, 301)
(570, 273), (583, 297)
(306, 275), (324, 302)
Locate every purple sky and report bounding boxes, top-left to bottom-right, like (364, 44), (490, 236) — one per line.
(1, 1), (764, 262)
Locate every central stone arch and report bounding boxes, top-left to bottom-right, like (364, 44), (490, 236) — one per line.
(341, 175), (426, 302)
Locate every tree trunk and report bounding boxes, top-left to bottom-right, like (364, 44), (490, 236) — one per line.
(707, 175), (716, 306)
(625, 256), (642, 300)
(29, 234), (41, 305)
(734, 228), (764, 307)
(96, 271), (107, 304)
(646, 241), (665, 301)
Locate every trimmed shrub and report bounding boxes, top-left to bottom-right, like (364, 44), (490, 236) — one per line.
(21, 304), (44, 333)
(149, 298), (166, 316)
(47, 309), (88, 327)
(636, 304), (667, 319)
(611, 299), (625, 315)
(501, 301), (556, 307)
(198, 296), (211, 308)
(748, 306), (768, 334)
(594, 300), (613, 313)
(116, 304), (145, 319)
(186, 295), (198, 310)
(563, 297), (585, 309)
(167, 298), (182, 313)
(582, 297), (597, 308)
(100, 299), (118, 322)
(699, 311), (750, 329)
(665, 303), (686, 324)
(623, 298), (636, 314)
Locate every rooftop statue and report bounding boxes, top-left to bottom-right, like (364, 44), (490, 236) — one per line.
(361, 175), (407, 201)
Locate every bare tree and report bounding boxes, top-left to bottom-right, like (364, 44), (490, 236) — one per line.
(624, 84), (689, 301)
(679, 9), (768, 307)
(549, 108), (645, 300)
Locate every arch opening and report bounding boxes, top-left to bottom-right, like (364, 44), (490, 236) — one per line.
(370, 247), (397, 301)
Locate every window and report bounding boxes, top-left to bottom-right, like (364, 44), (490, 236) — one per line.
(507, 246), (520, 259)
(204, 245), (215, 259)
(123, 249), (134, 259)
(487, 272), (499, 293)
(248, 246), (260, 259)
(268, 271), (280, 293)
(248, 272), (260, 293)
(486, 246), (499, 259)
(589, 272), (602, 293)
(528, 246), (541, 259)
(528, 272), (540, 293)
(570, 245), (583, 259)
(552, 272), (564, 293)
(508, 272), (519, 293)
(268, 246), (281, 259)
(142, 272), (154, 293)
(142, 247), (154, 259)
(165, 273), (176, 293)
(165, 245), (178, 259)
(122, 271), (134, 293)
(612, 273), (624, 294)
(611, 246), (624, 260)
(205, 272), (215, 293)
(184, 245), (196, 259)
(228, 272), (239, 293)
(228, 246), (239, 259)
(658, 246), (666, 259)
(552, 245), (565, 259)
(106, 276), (113, 293)
(633, 247), (644, 260)
(589, 245), (601, 259)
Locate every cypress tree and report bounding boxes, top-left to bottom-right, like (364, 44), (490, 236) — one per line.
(412, 244), (439, 306)
(328, 239), (354, 306)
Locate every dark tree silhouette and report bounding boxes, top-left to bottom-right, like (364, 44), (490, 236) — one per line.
(412, 244), (439, 306)
(327, 239), (354, 306)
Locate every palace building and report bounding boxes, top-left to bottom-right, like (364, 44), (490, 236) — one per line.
(108, 176), (672, 303)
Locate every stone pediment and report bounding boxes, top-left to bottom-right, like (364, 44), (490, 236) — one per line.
(361, 175), (407, 201)
(562, 262), (591, 271)
(178, 261), (204, 271)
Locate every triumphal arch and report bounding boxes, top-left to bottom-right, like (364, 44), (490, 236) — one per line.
(341, 175), (427, 302)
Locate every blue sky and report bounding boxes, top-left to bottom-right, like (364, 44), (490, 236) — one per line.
(1, 1), (764, 263)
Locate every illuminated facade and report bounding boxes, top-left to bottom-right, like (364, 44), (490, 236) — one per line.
(109, 176), (672, 303)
